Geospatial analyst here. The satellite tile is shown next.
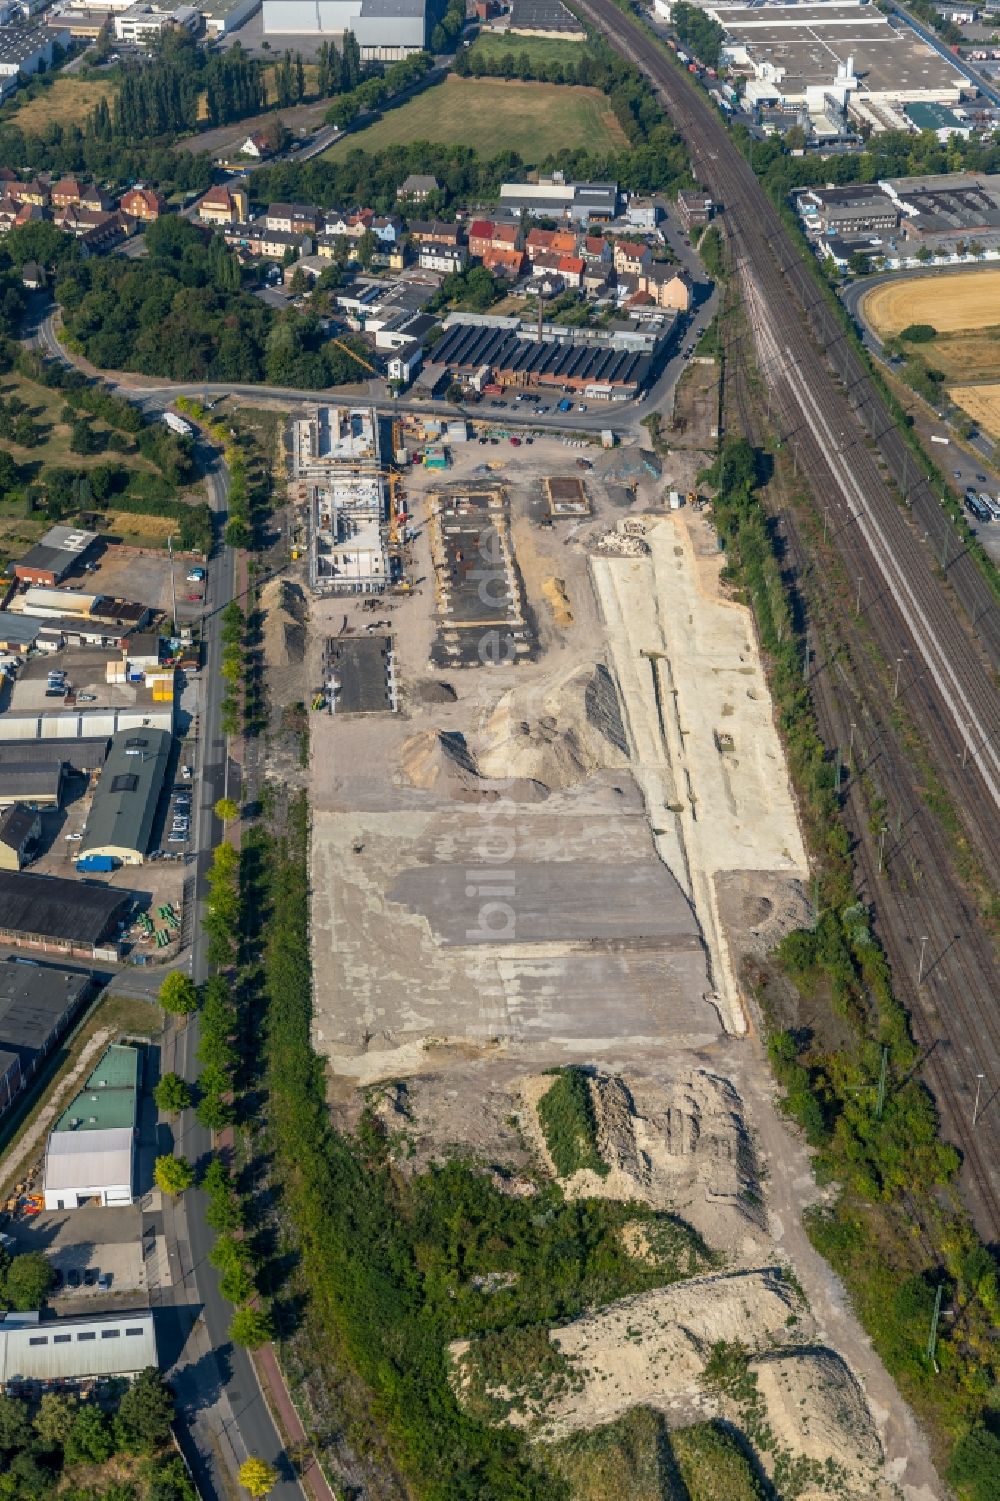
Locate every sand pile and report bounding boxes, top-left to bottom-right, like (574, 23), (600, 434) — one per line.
(475, 666), (629, 789)
(397, 728), (550, 803)
(542, 576), (573, 627)
(453, 1270), (803, 1436)
(261, 579), (307, 669)
(752, 1350), (883, 1496)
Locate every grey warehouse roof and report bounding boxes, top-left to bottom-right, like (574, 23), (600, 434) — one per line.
(509, 0), (585, 32)
(0, 616), (42, 646)
(0, 1309), (156, 1385)
(0, 957), (90, 1066)
(81, 727), (171, 860)
(0, 870), (129, 945)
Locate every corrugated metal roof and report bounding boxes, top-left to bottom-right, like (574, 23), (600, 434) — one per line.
(44, 1127), (134, 1193)
(54, 1044), (138, 1133)
(0, 1309), (155, 1384)
(81, 728), (171, 861)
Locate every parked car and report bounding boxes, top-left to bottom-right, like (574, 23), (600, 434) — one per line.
(78, 693), (96, 702)
(84, 1269), (96, 1286)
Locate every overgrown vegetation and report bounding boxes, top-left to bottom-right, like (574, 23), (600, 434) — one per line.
(702, 426), (999, 1475)
(0, 1368), (190, 1500)
(537, 1066), (608, 1178)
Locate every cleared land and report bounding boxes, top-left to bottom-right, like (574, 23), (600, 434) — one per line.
(949, 381), (1000, 438)
(902, 330), (1000, 383)
(12, 77), (118, 133)
(862, 268), (1000, 336)
(467, 32), (588, 68)
(324, 76), (628, 162)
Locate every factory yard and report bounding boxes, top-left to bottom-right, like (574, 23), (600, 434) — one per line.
(861, 266), (1000, 335)
(324, 76), (629, 163)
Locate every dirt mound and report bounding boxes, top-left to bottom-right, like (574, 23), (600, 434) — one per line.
(414, 679), (458, 705)
(585, 664), (629, 757)
(714, 872), (813, 963)
(399, 729), (478, 791)
(452, 1270), (804, 1437)
(261, 579), (307, 669)
(475, 666), (629, 789)
(752, 1349), (883, 1495)
(542, 576), (573, 627)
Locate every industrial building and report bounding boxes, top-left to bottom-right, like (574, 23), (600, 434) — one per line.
(9, 585), (151, 635)
(0, 806), (40, 870)
(425, 321), (653, 398)
(498, 177), (619, 224)
(292, 406), (389, 595)
(704, 0), (966, 121)
(0, 870), (129, 959)
(260, 0), (427, 58)
(797, 171), (1000, 257)
(0, 747), (71, 810)
(507, 0), (586, 38)
(12, 526), (97, 587)
(0, 957), (92, 1116)
(113, 1), (202, 42)
(43, 1042), (138, 1210)
(0, 1308), (157, 1392)
(0, 23), (67, 80)
(79, 728), (171, 867)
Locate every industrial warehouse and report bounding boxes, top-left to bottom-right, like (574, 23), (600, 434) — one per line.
(260, 0), (429, 57)
(0, 870), (130, 959)
(424, 321), (654, 398)
(0, 1309), (157, 1391)
(43, 1042), (139, 1210)
(0, 958), (93, 1116)
(79, 728), (173, 867)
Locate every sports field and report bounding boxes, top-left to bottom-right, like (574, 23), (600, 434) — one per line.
(14, 78), (118, 134)
(862, 268), (1000, 336)
(324, 76), (628, 163)
(949, 383), (1000, 439)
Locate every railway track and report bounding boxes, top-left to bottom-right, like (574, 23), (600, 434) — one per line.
(574, 0), (1000, 1234)
(727, 326), (1000, 1235)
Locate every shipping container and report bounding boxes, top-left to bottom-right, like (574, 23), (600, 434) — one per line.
(76, 854), (117, 873)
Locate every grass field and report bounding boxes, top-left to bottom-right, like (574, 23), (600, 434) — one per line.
(949, 382), (1000, 438)
(324, 75), (628, 163)
(0, 372), (160, 473)
(13, 76), (118, 134)
(467, 32), (588, 69)
(904, 330), (1000, 382)
(862, 268), (1000, 336)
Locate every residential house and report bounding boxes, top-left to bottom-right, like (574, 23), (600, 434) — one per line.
(347, 209), (375, 239)
(397, 173), (439, 202)
(558, 254), (585, 289)
(241, 131), (272, 158)
(613, 239), (652, 276)
(50, 176), (83, 209)
(121, 186), (165, 222)
(197, 184), (248, 225)
(639, 263), (692, 311)
(583, 262), (611, 295)
(79, 184), (113, 213)
(482, 245), (526, 278)
(419, 243), (468, 274)
(265, 202), (321, 235)
(322, 208), (351, 238)
(525, 227), (578, 261)
(675, 189), (713, 230)
(16, 180), (48, 207)
(0, 194), (19, 232)
(581, 235), (612, 265)
(388, 340), (423, 386)
(529, 268), (565, 297)
(258, 228), (313, 260)
(468, 218), (496, 258)
(54, 206), (129, 249)
(14, 201), (48, 228)
(371, 213), (402, 245)
(20, 260), (44, 289)
(408, 219), (461, 247)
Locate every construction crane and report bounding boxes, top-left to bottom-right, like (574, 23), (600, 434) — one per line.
(330, 337), (377, 376)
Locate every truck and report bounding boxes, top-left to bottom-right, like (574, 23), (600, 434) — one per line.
(76, 854), (117, 873)
(163, 411), (193, 438)
(558, 397), (574, 412)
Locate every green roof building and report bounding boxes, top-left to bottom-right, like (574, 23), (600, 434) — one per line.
(43, 1043), (139, 1209)
(80, 728), (172, 866)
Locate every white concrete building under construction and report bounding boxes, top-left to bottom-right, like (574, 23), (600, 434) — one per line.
(293, 406), (389, 595)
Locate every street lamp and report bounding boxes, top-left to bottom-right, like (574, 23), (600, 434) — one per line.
(973, 1072), (985, 1128)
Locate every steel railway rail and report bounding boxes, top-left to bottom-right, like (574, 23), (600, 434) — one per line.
(727, 321), (1000, 1235)
(577, 0), (1000, 836)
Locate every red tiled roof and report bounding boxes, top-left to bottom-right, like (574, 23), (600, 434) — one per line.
(469, 218), (495, 239)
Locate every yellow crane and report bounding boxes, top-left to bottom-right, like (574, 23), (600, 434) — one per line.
(330, 337), (377, 376)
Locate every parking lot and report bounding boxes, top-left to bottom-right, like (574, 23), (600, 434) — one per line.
(4, 1202), (147, 1299)
(75, 543), (206, 624)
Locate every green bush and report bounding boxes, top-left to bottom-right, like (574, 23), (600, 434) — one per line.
(899, 323), (937, 343)
(536, 1067), (608, 1178)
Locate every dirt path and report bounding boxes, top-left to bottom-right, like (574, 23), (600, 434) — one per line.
(727, 1039), (944, 1501)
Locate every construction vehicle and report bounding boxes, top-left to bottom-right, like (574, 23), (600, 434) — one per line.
(330, 337), (377, 376)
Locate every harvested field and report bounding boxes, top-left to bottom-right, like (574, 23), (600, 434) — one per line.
(949, 381), (1000, 438)
(324, 77), (628, 163)
(862, 268), (1000, 336)
(907, 331), (1000, 383)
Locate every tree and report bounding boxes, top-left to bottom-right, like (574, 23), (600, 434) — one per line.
(33, 1392), (78, 1449)
(219, 1262), (256, 1305)
(154, 1072), (192, 1115)
(214, 797), (239, 825)
(65, 1402), (114, 1464)
(158, 971), (198, 1015)
(0, 1394), (31, 1451)
(230, 1305), (275, 1349)
(115, 1367), (174, 1454)
(239, 1457), (279, 1497)
(4, 1250), (55, 1311)
(146, 1454), (199, 1501)
(154, 1154), (194, 1196)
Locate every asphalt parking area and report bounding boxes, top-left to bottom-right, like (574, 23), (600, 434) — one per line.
(6, 1203), (145, 1296)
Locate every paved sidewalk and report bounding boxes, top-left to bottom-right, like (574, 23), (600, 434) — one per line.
(253, 1345), (337, 1501)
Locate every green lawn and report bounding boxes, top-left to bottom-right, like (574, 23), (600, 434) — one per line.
(325, 75), (627, 164)
(467, 31), (589, 70)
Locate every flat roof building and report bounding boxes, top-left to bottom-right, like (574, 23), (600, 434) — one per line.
(0, 24), (66, 79)
(0, 1308), (156, 1389)
(0, 751), (69, 809)
(261, 0), (427, 58)
(499, 177), (619, 223)
(43, 1043), (138, 1210)
(0, 870), (129, 958)
(12, 527), (97, 587)
(292, 407), (389, 595)
(80, 728), (171, 866)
